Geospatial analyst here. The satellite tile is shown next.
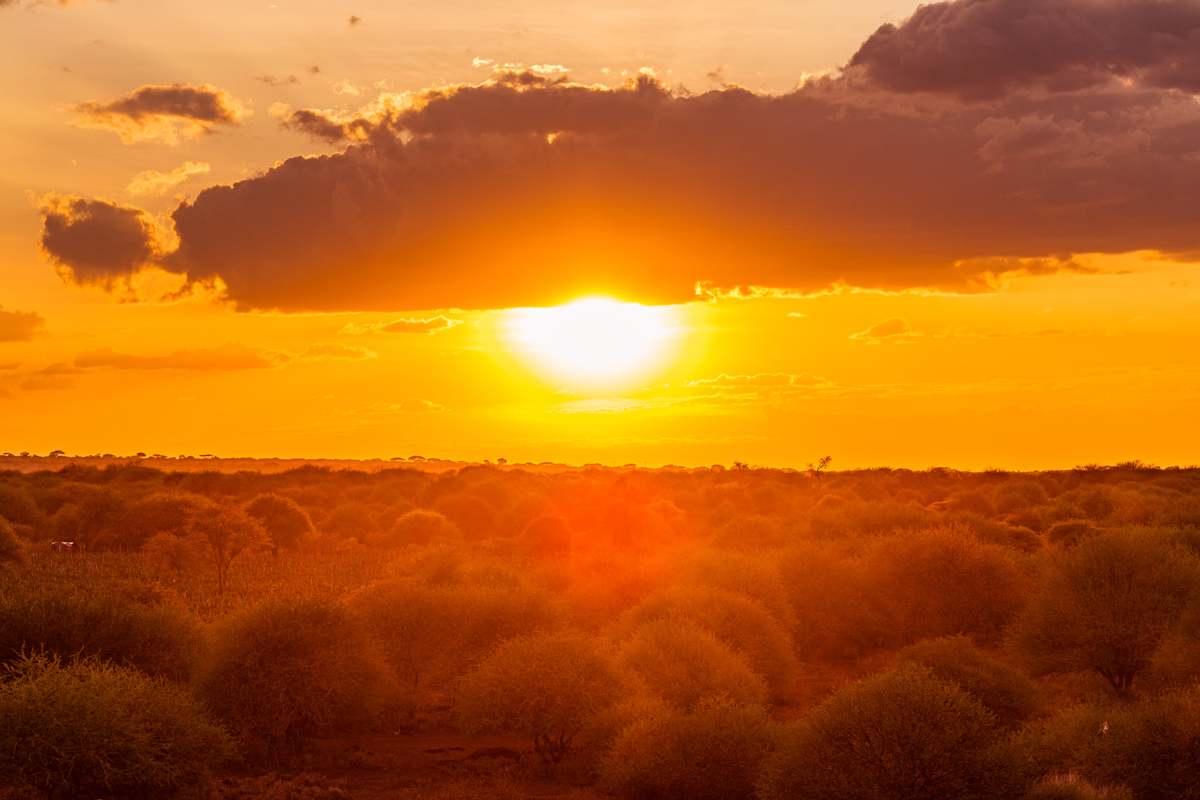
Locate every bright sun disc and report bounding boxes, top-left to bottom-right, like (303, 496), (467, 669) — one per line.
(503, 298), (682, 388)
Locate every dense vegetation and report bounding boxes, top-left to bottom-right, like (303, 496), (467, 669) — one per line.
(1, 458), (1199, 798)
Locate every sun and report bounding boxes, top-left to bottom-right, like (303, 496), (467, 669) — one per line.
(502, 297), (685, 390)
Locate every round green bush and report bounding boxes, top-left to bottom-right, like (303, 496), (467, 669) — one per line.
(196, 597), (395, 760)
(0, 653), (233, 798)
(760, 663), (1011, 800)
(617, 617), (767, 711)
(599, 697), (778, 800)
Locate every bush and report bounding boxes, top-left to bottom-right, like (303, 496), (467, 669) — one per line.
(378, 509), (461, 548)
(245, 493), (313, 551)
(599, 697), (778, 800)
(521, 514), (572, 557)
(616, 585), (799, 701)
(0, 516), (24, 564)
(777, 541), (882, 660)
(682, 549), (797, 633)
(317, 502), (379, 544)
(456, 631), (626, 774)
(434, 493), (499, 540)
(617, 617), (767, 711)
(196, 597), (395, 761)
(760, 663), (1013, 800)
(0, 589), (201, 682)
(0, 653), (232, 798)
(124, 491), (207, 552)
(1046, 519), (1100, 547)
(894, 636), (1042, 727)
(862, 526), (1028, 648)
(1008, 527), (1200, 694)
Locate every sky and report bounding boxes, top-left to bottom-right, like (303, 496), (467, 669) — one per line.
(2, 0), (1200, 470)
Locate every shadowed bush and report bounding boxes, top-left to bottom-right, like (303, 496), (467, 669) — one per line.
(1046, 519), (1100, 547)
(599, 697), (778, 800)
(617, 617), (767, 711)
(0, 589), (201, 682)
(0, 653), (233, 799)
(894, 636), (1042, 727)
(245, 493), (314, 551)
(0, 516), (24, 564)
(760, 663), (1016, 800)
(379, 508), (461, 548)
(456, 631), (626, 775)
(196, 597), (395, 762)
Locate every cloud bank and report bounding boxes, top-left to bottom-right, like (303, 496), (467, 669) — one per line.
(0, 306), (47, 342)
(40, 0), (1200, 311)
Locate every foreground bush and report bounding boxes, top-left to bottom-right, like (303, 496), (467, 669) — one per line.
(0, 589), (201, 682)
(760, 663), (1015, 800)
(456, 631), (625, 774)
(600, 697), (778, 800)
(0, 516), (24, 564)
(895, 636), (1042, 727)
(0, 653), (232, 798)
(196, 597), (394, 761)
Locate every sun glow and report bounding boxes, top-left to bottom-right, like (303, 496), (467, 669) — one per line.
(503, 298), (684, 390)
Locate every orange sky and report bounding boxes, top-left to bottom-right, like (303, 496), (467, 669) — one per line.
(2, 0), (1200, 469)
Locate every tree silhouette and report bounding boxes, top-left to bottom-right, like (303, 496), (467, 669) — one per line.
(186, 504), (270, 595)
(806, 455), (833, 486)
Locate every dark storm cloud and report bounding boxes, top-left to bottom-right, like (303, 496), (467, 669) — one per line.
(38, 2), (1200, 312)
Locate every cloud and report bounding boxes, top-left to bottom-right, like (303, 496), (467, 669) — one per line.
(40, 5), (1200, 312)
(38, 195), (165, 289)
(850, 318), (922, 343)
(72, 84), (246, 144)
(0, 306), (47, 342)
(295, 343), (376, 361)
(846, 0), (1200, 101)
(72, 341), (375, 371)
(342, 398), (445, 414)
(339, 316), (462, 334)
(257, 75), (300, 87)
(348, 15), (361, 25)
(75, 343), (282, 370)
(19, 363), (83, 391)
(0, 388), (11, 399)
(127, 162), (210, 196)
(686, 373), (830, 388)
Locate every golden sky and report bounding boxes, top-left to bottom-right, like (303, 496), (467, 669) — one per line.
(2, 0), (1200, 469)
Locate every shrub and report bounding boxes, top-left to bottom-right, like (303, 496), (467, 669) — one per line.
(1046, 519), (1100, 547)
(143, 531), (200, 581)
(682, 548), (797, 632)
(379, 508), (461, 548)
(456, 631), (626, 774)
(894, 636), (1042, 727)
(0, 653), (232, 798)
(777, 541), (884, 660)
(617, 617), (767, 711)
(196, 597), (395, 761)
(760, 663), (1013, 800)
(521, 514), (572, 557)
(245, 493), (313, 551)
(187, 502), (270, 594)
(1008, 527), (1200, 694)
(0, 516), (24, 564)
(599, 697), (778, 800)
(434, 493), (499, 540)
(616, 585), (799, 701)
(993, 480), (1050, 514)
(317, 502), (379, 544)
(0, 590), (201, 682)
(862, 526), (1028, 648)
(711, 514), (788, 550)
(124, 491), (207, 552)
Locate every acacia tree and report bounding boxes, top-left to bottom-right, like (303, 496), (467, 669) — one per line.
(187, 503), (270, 594)
(1008, 527), (1200, 694)
(456, 631), (626, 774)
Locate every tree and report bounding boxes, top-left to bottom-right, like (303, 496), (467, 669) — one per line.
(456, 631), (626, 775)
(1008, 527), (1200, 694)
(807, 455), (833, 486)
(245, 493), (313, 553)
(0, 517), (24, 565)
(186, 503), (270, 594)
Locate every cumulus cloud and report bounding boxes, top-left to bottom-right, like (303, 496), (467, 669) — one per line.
(257, 74), (300, 87)
(39, 2), (1200, 311)
(295, 343), (376, 361)
(0, 306), (47, 342)
(126, 161), (210, 196)
(75, 343), (282, 370)
(72, 83), (246, 144)
(38, 196), (164, 289)
(850, 318), (922, 343)
(339, 316), (462, 334)
(847, 0), (1200, 100)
